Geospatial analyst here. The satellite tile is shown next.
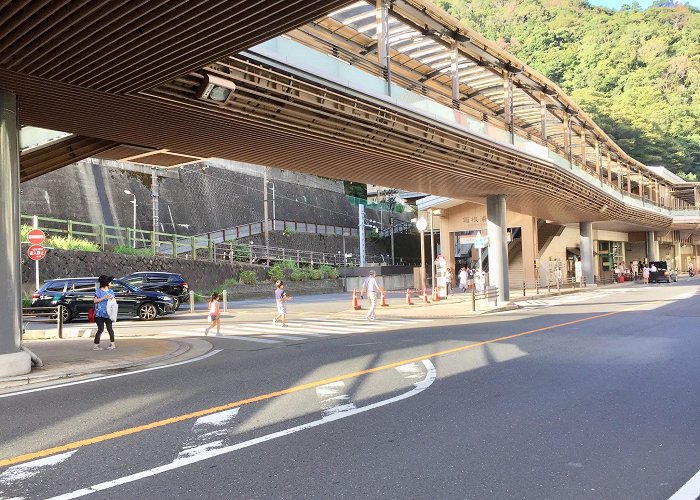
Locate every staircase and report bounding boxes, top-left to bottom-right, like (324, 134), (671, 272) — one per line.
(538, 221), (565, 254)
(379, 220), (416, 238)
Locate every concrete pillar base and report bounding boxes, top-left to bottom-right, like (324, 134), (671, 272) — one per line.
(0, 351), (31, 377)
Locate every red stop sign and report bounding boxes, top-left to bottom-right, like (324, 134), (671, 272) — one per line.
(27, 244), (46, 261)
(27, 229), (45, 245)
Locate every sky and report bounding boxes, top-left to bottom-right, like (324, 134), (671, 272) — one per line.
(590, 0), (700, 8)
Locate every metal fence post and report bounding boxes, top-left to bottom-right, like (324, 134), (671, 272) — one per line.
(191, 236), (196, 260)
(209, 240), (214, 261)
(127, 228), (132, 249)
(99, 224), (105, 250)
(57, 305), (64, 339)
(222, 289), (228, 312)
(172, 233), (177, 258)
(67, 219), (73, 239)
(189, 291), (195, 312)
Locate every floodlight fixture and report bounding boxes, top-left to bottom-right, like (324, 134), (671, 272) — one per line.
(197, 73), (237, 104)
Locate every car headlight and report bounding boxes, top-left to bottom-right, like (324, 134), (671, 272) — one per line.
(159, 296), (173, 302)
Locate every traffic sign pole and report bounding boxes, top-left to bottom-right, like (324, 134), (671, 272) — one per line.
(33, 216), (39, 291)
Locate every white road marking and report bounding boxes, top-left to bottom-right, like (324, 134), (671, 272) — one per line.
(315, 381), (356, 417)
(0, 350), (222, 399)
(668, 468), (700, 500)
(261, 334), (308, 341)
(177, 408), (241, 461)
(215, 335), (281, 344)
(0, 451), (76, 486)
(46, 359), (437, 499)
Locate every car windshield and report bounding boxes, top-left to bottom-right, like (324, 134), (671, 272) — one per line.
(112, 279), (140, 293)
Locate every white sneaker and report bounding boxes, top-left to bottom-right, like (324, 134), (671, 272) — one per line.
(107, 343), (116, 350)
(93, 345), (103, 351)
(205, 327), (210, 336)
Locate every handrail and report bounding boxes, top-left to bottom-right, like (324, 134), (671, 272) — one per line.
(22, 305), (64, 339)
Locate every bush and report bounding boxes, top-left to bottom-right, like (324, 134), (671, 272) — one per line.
(226, 240), (251, 261)
(21, 225), (32, 243)
(326, 267), (340, 279)
(290, 268), (309, 281)
(308, 268), (324, 280)
(282, 228), (295, 237)
(47, 236), (99, 252)
(112, 245), (152, 256)
(268, 264), (285, 282)
(281, 259), (297, 269)
(239, 270), (257, 285)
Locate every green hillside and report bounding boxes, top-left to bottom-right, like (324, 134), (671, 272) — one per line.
(434, 0), (700, 177)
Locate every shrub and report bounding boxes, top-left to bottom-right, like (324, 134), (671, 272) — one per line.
(112, 245), (152, 256)
(239, 270), (257, 285)
(226, 240), (251, 261)
(326, 267), (340, 279)
(281, 259), (297, 269)
(47, 236), (99, 252)
(268, 264), (285, 282)
(282, 228), (295, 237)
(308, 268), (324, 280)
(290, 268), (309, 281)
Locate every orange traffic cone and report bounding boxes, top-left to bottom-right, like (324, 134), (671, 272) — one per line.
(352, 289), (361, 310)
(380, 290), (389, 307)
(422, 287), (429, 303)
(432, 287), (440, 302)
(406, 288), (413, 305)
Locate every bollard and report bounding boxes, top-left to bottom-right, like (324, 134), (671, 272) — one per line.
(536, 279), (540, 295)
(222, 289), (228, 312)
(422, 288), (429, 303)
(57, 305), (64, 339)
(405, 288), (412, 305)
(471, 288), (476, 311)
(523, 281), (526, 297)
(547, 282), (551, 294)
(189, 291), (195, 313)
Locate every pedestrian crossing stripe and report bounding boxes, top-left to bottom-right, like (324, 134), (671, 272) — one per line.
(160, 317), (430, 344)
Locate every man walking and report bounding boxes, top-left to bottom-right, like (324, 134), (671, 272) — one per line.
(360, 270), (384, 321)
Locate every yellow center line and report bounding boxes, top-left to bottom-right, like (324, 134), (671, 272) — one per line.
(0, 302), (647, 468)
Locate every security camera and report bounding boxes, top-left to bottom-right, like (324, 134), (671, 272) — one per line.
(197, 73), (236, 104)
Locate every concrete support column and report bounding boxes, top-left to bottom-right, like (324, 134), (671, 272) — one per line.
(0, 89), (30, 376)
(487, 195), (509, 302)
(673, 242), (682, 271)
(520, 216), (538, 284)
(646, 231), (658, 262)
(375, 0), (391, 96)
(579, 222), (595, 285)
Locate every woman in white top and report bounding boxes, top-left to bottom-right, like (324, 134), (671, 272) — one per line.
(458, 266), (468, 292)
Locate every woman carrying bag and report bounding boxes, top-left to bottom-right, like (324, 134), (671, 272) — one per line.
(93, 275), (117, 350)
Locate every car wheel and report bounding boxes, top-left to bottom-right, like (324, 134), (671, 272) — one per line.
(60, 306), (72, 323)
(172, 297), (180, 311)
(137, 303), (158, 321)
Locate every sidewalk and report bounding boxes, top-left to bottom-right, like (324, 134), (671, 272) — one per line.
(0, 337), (212, 391)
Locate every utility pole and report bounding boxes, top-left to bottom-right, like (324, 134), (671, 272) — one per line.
(386, 191), (397, 265)
(151, 168), (159, 240)
(263, 167), (269, 252)
(359, 204), (366, 266)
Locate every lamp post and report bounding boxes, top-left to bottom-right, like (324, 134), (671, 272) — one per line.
(415, 217), (428, 291)
(386, 192), (397, 265)
(124, 189), (137, 248)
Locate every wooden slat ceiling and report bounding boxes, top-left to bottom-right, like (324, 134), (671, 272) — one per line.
(0, 0), (686, 230)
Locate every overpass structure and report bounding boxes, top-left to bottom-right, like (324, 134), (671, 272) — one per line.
(2, 0), (699, 375)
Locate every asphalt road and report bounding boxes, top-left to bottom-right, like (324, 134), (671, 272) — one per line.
(2, 283), (700, 499)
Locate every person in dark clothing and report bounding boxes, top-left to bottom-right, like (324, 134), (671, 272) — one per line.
(93, 275), (116, 350)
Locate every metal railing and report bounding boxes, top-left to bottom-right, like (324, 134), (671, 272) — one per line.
(22, 305), (64, 339)
(196, 219), (358, 244)
(213, 241), (362, 266)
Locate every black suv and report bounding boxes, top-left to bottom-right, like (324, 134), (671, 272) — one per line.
(31, 277), (175, 323)
(120, 272), (189, 310)
(649, 261), (678, 283)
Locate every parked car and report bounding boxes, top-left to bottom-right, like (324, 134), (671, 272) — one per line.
(649, 261), (677, 283)
(120, 272), (189, 310)
(31, 277), (175, 323)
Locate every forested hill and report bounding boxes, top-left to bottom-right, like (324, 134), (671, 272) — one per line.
(433, 0), (700, 177)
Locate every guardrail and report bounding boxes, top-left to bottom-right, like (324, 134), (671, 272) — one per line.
(467, 287), (499, 311)
(22, 305), (64, 339)
(213, 241), (362, 266)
